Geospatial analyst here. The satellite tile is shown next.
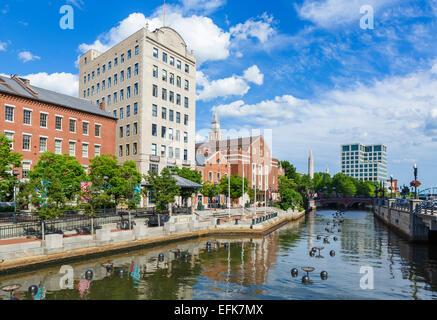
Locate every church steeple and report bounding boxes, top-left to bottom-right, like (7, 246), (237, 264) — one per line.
(209, 112), (222, 142)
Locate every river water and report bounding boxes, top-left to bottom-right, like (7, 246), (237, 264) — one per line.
(1, 209), (437, 300)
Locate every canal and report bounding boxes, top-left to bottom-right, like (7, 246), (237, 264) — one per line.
(1, 209), (437, 300)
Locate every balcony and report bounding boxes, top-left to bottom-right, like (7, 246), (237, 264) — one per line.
(149, 155), (161, 163)
(183, 160), (191, 167)
(167, 159), (176, 165)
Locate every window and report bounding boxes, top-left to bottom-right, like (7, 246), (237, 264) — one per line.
(5, 105), (14, 122)
(177, 76), (181, 88)
(184, 97), (189, 108)
(176, 94), (181, 106)
(92, 71), (95, 79)
(162, 107), (167, 119)
(55, 139), (62, 155)
(176, 130), (180, 142)
(113, 110), (117, 118)
(134, 103), (138, 115)
(153, 47), (158, 58)
(127, 67), (131, 80)
(152, 144), (157, 156)
(135, 63), (139, 76)
(22, 162), (31, 178)
(185, 64), (189, 73)
(80, 122), (88, 136)
(119, 145), (123, 157)
(162, 88), (167, 101)
(95, 124), (101, 137)
(176, 112), (181, 123)
(103, 65), (106, 74)
(169, 128), (174, 140)
(84, 57), (87, 64)
(169, 147), (174, 159)
(120, 71), (125, 83)
(152, 104), (158, 117)
(126, 124), (130, 137)
(153, 85), (158, 97)
(184, 132), (188, 143)
(161, 126), (166, 139)
(161, 145), (166, 157)
(114, 74), (118, 86)
(120, 107), (124, 119)
(169, 91), (174, 103)
(114, 57), (118, 66)
(135, 45), (139, 56)
(152, 124), (157, 136)
(39, 137), (47, 153)
(3, 131), (13, 149)
(69, 141), (76, 156)
(87, 88), (90, 97)
(113, 92), (118, 104)
(102, 80), (106, 91)
(175, 148), (180, 160)
(126, 144), (130, 156)
(163, 52), (168, 63)
(184, 149), (188, 161)
(121, 54), (125, 63)
(134, 83), (138, 96)
(83, 91), (86, 98)
(127, 87), (131, 99)
(108, 77), (112, 88)
(127, 50), (131, 60)
(170, 57), (174, 66)
(169, 110), (174, 122)
(133, 143), (137, 155)
(23, 135), (31, 151)
(95, 145), (101, 157)
(162, 69), (167, 82)
(126, 105), (131, 117)
(23, 109), (32, 125)
(177, 60), (181, 69)
(69, 119), (76, 133)
(119, 127), (124, 138)
(185, 80), (189, 91)
(108, 95), (111, 106)
(184, 114), (189, 125)
(170, 73), (174, 85)
(209, 172), (213, 181)
(133, 122), (138, 135)
(97, 84), (100, 94)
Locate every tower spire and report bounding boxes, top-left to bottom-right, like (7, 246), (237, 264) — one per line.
(308, 149), (314, 179)
(209, 112), (222, 142)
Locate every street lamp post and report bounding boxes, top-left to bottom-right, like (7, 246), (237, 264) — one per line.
(12, 170), (20, 224)
(390, 175), (394, 199)
(414, 164), (418, 199)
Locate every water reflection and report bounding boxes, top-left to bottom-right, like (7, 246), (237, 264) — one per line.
(0, 210), (437, 300)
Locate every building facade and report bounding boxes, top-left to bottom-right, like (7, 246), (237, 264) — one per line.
(196, 113), (283, 206)
(341, 143), (388, 182)
(0, 75), (116, 178)
(78, 26), (196, 175)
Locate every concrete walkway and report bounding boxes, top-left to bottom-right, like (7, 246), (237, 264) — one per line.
(0, 207), (305, 273)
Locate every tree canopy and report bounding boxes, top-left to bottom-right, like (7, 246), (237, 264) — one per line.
(144, 168), (180, 214)
(0, 134), (23, 202)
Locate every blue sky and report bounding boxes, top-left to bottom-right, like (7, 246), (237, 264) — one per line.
(1, 0), (437, 190)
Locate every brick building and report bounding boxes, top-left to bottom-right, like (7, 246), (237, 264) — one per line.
(196, 113), (284, 207)
(0, 75), (117, 179)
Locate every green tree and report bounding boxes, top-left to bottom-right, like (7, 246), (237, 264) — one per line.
(280, 161), (300, 181)
(144, 168), (180, 214)
(0, 134), (22, 202)
(26, 153), (86, 219)
(278, 175), (303, 211)
(219, 174), (248, 203)
(200, 181), (220, 203)
(313, 172), (332, 194)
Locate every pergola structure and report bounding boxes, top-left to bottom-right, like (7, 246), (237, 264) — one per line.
(141, 175), (202, 209)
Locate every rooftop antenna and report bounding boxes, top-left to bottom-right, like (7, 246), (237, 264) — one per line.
(163, 0), (166, 27)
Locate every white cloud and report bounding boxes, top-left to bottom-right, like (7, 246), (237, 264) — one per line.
(230, 13), (275, 43)
(243, 65), (264, 85)
(296, 0), (399, 28)
(197, 65), (264, 101)
(18, 51), (41, 63)
(431, 63), (437, 74)
(78, 11), (230, 64)
(20, 72), (79, 97)
(0, 41), (6, 52)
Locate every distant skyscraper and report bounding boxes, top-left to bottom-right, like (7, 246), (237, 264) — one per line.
(341, 143), (387, 182)
(308, 149), (314, 179)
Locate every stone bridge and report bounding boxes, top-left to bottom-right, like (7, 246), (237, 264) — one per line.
(315, 197), (373, 209)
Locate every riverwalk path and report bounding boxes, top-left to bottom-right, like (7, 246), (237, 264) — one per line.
(0, 207), (306, 273)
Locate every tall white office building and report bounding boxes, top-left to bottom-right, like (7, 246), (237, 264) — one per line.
(79, 26), (196, 174)
(341, 143), (387, 182)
